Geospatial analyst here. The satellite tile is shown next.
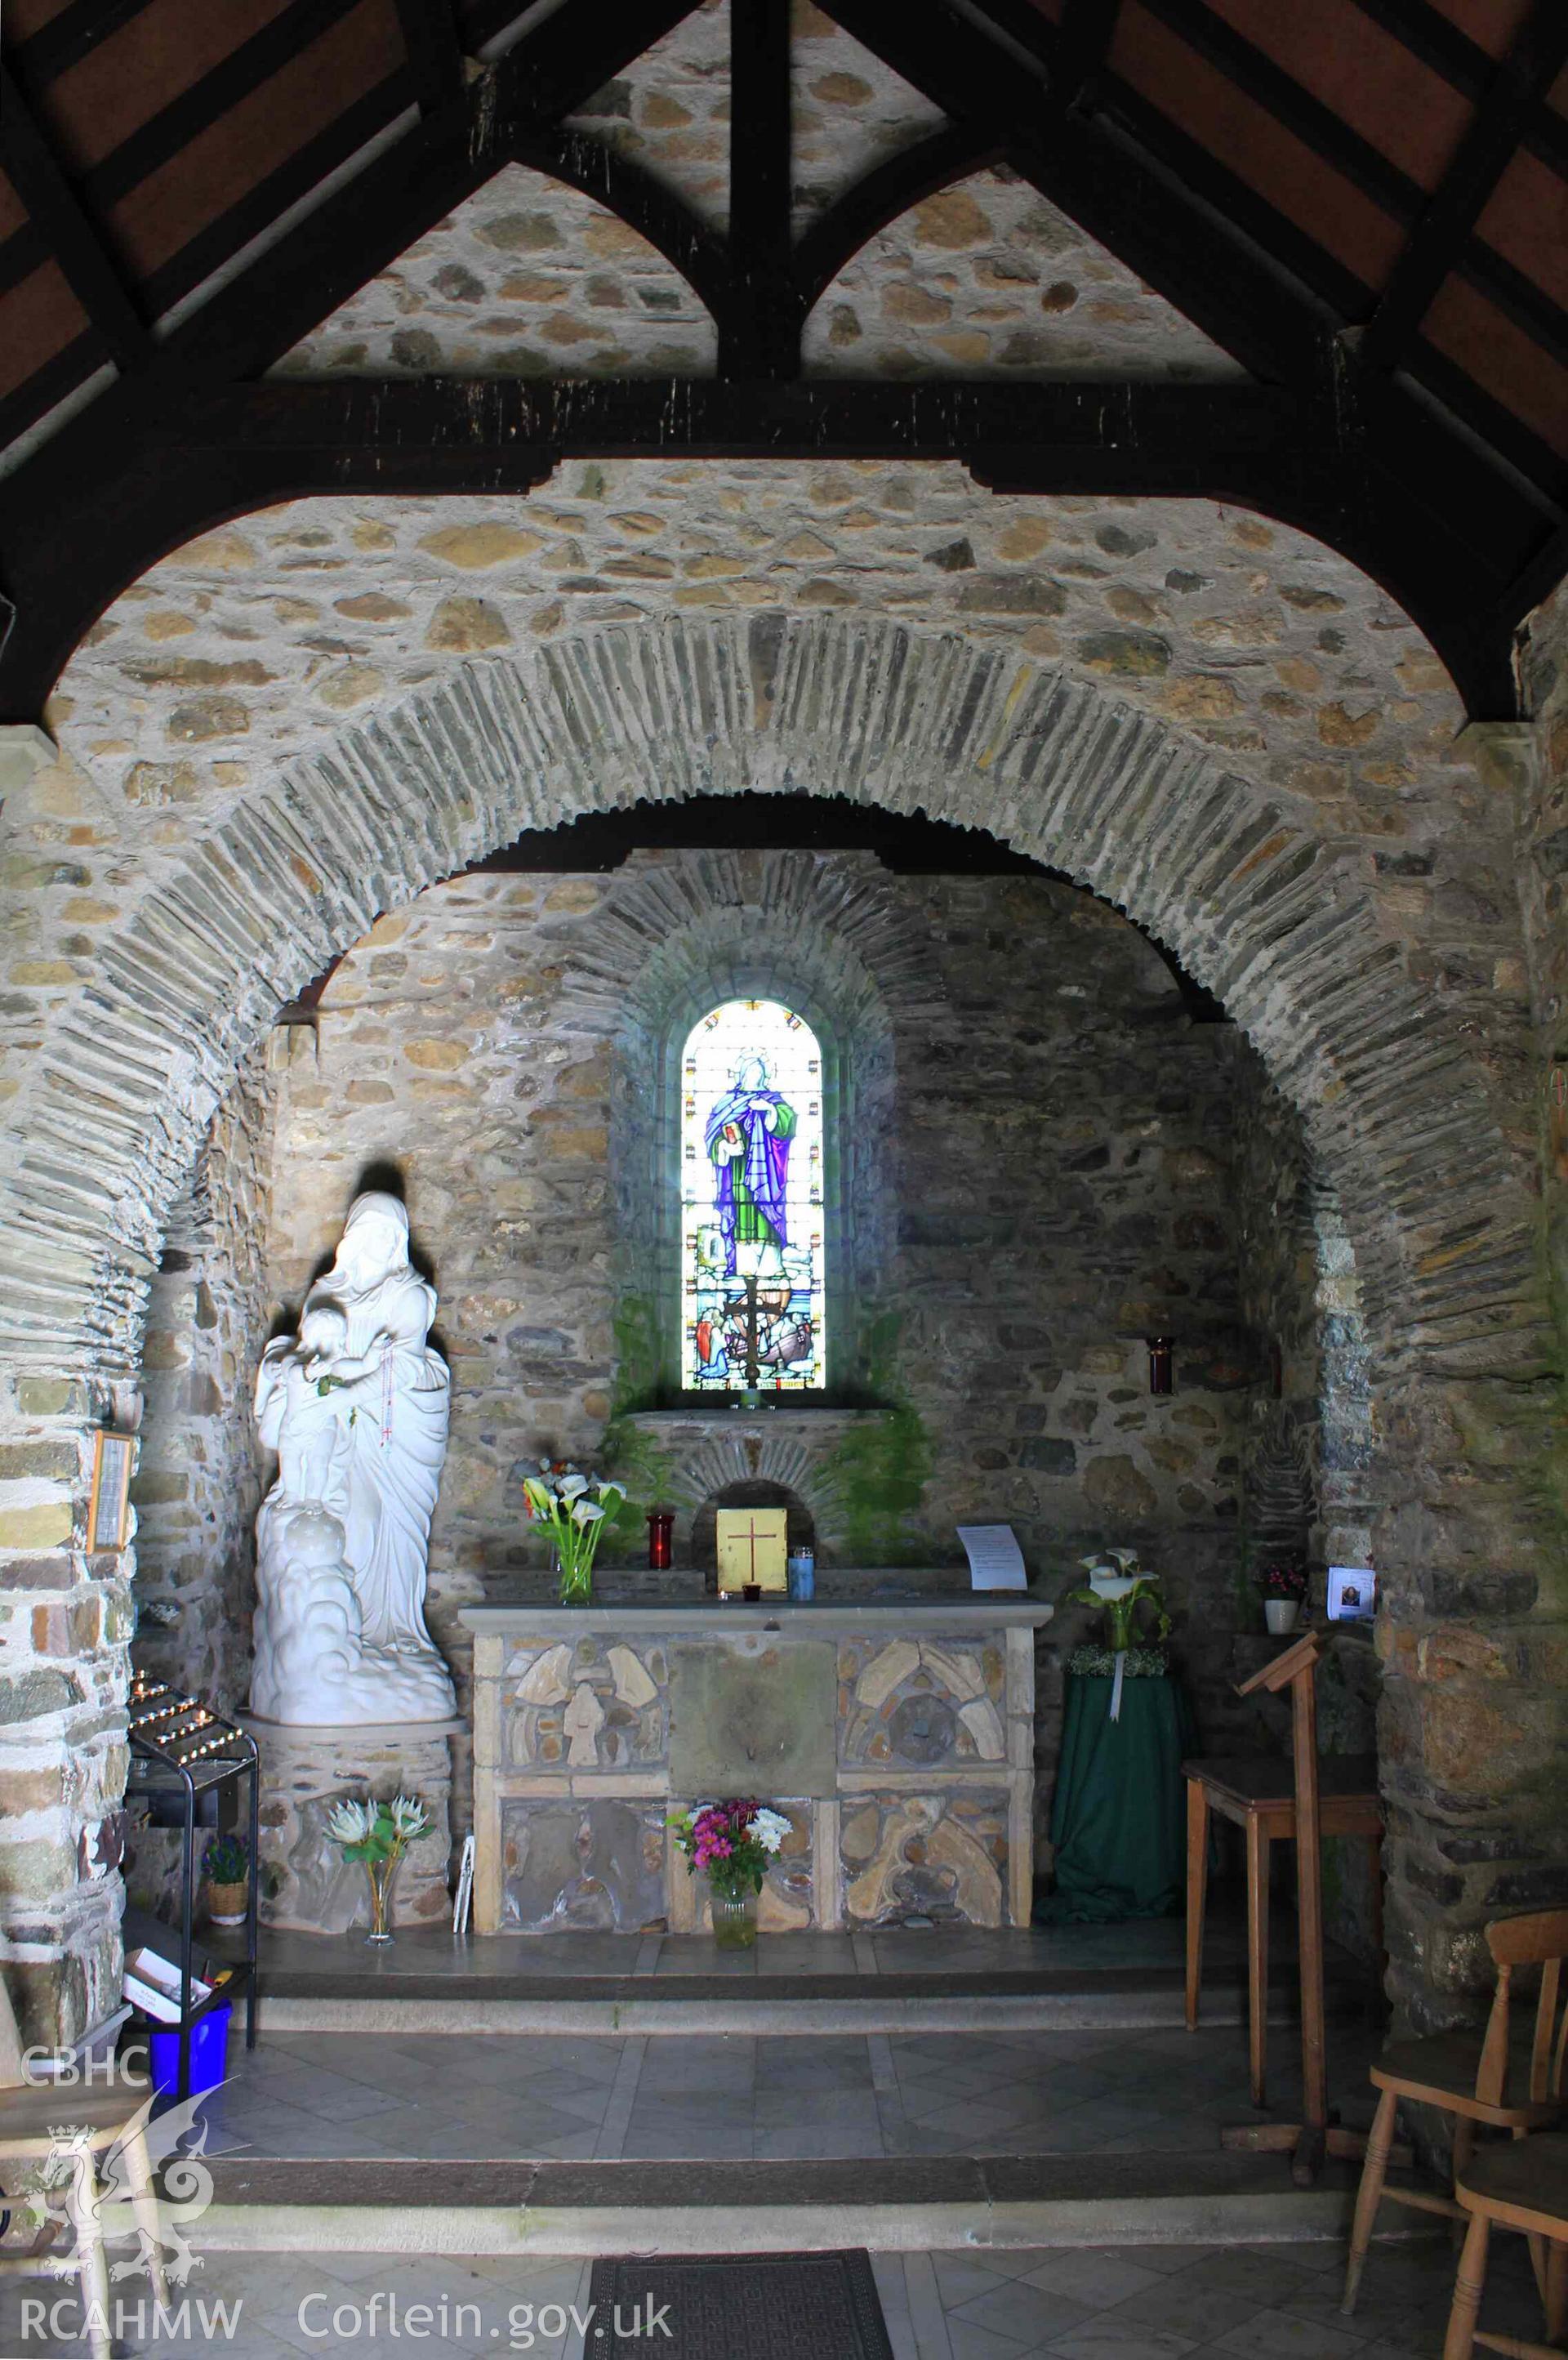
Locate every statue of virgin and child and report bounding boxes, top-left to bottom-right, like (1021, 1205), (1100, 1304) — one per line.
(249, 1192), (456, 1726)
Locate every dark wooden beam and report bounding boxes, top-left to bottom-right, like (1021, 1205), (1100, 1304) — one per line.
(1051, 0), (1125, 109)
(74, 0), (376, 215)
(1359, 0), (1568, 372)
(1355, 0), (1568, 177)
(723, 0), (794, 377)
(793, 123), (999, 316)
(187, 373), (1310, 472)
(393, 0), (466, 117)
(516, 127), (730, 319)
(0, 367), (1526, 712)
(822, 0), (1319, 381)
(2, 0), (158, 87)
(1135, 0), (1422, 224)
(503, 0), (699, 121)
(0, 62), (149, 370)
(1499, 518), (1568, 634)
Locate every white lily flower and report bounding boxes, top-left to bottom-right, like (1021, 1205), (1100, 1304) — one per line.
(390, 1793), (430, 1841)
(557, 1473), (590, 1500)
(324, 1799), (372, 1845)
(597, 1480), (627, 1504)
(571, 1499), (604, 1525)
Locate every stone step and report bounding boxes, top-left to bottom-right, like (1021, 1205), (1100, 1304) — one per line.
(249, 1921), (1374, 2037)
(257, 1969), (1341, 2037)
(194, 2153), (1362, 2259)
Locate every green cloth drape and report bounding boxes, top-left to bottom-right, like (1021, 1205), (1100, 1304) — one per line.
(1037, 1667), (1196, 1925)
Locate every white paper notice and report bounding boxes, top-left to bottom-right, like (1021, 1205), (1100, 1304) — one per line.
(957, 1524), (1027, 1590)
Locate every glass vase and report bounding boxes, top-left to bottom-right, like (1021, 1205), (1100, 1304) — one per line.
(364, 1853), (402, 1944)
(558, 1551), (593, 1605)
(710, 1888), (757, 1950)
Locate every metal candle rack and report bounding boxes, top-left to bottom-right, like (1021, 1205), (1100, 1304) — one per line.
(125, 1674), (260, 2100)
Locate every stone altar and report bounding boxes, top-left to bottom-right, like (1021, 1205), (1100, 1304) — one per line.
(461, 1590), (1054, 1935)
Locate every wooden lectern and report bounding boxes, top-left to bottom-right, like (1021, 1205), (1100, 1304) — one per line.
(1218, 1627), (1379, 2186)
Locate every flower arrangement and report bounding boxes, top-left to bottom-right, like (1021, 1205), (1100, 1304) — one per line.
(325, 1792), (431, 1943)
(669, 1799), (791, 1903)
(1255, 1562), (1307, 1600)
(1063, 1550), (1171, 1652)
(523, 1459), (627, 1603)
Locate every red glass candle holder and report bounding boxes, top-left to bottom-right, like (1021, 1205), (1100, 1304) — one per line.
(647, 1509), (675, 1571)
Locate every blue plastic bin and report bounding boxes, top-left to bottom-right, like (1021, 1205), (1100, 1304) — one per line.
(148, 2000), (230, 2098)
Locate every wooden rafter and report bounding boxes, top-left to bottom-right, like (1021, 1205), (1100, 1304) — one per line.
(822, 0), (1319, 380)
(1050, 0), (1125, 109)
(0, 61), (149, 370)
(792, 123), (1002, 315)
(0, 368), (1536, 719)
(724, 0), (793, 378)
(0, 0), (1560, 726)
(3, 0), (159, 86)
(516, 127), (729, 319)
(1134, 0), (1423, 224)
(1359, 0), (1568, 373)
(393, 0), (466, 117)
(66, 0), (376, 216)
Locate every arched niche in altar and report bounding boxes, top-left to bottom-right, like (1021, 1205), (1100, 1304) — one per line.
(689, 1478), (816, 1583)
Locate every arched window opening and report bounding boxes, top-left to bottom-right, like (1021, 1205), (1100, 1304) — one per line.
(679, 997), (826, 1394)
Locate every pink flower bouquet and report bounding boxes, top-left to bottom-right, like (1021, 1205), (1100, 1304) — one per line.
(668, 1798), (791, 1903)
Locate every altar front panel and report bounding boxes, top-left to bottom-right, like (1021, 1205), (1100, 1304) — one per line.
(463, 1596), (1050, 1935)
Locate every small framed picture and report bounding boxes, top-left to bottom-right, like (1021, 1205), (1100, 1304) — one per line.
(1327, 1566), (1376, 1622)
(87, 1430), (134, 1553)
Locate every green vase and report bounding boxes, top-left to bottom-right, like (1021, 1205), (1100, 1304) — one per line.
(710, 1889), (757, 1949)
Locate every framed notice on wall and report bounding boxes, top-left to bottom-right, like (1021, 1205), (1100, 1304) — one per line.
(87, 1430), (134, 1553)
(1327, 1566), (1376, 1622)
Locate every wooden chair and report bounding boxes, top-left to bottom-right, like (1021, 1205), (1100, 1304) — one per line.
(1183, 1751), (1382, 2107)
(1442, 2132), (1568, 2359)
(0, 1975), (165, 2360)
(1343, 1905), (1568, 2318)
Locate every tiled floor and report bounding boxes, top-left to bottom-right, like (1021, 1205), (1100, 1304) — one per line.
(0, 2232), (1544, 2358)
(192, 2019), (1379, 2162)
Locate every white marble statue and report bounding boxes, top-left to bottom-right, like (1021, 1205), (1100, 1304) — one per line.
(251, 1192), (456, 1725)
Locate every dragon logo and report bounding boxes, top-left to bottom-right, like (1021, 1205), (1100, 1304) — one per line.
(42, 2077), (234, 2288)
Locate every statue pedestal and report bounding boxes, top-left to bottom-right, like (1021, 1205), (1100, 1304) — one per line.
(240, 1717), (461, 1935)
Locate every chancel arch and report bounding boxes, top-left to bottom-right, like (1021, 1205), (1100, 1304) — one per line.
(0, 609), (1555, 2041)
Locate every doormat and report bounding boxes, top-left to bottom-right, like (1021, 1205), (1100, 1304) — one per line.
(586, 2249), (894, 2358)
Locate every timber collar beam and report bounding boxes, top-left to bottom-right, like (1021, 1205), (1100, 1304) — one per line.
(0, 0), (1561, 720)
(0, 372), (1539, 724)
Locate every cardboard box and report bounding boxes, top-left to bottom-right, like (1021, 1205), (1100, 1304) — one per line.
(716, 1507), (788, 1592)
(124, 1945), (212, 2023)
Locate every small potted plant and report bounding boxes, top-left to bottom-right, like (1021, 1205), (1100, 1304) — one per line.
(202, 1831), (251, 1926)
(1257, 1562), (1308, 1636)
(668, 1799), (792, 1950)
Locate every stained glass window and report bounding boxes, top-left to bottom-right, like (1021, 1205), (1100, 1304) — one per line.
(679, 999), (826, 1394)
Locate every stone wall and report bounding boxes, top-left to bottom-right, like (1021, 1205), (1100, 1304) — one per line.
(247, 845), (1295, 1860)
(120, 1055), (275, 1917)
(127, 1055), (274, 1714)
